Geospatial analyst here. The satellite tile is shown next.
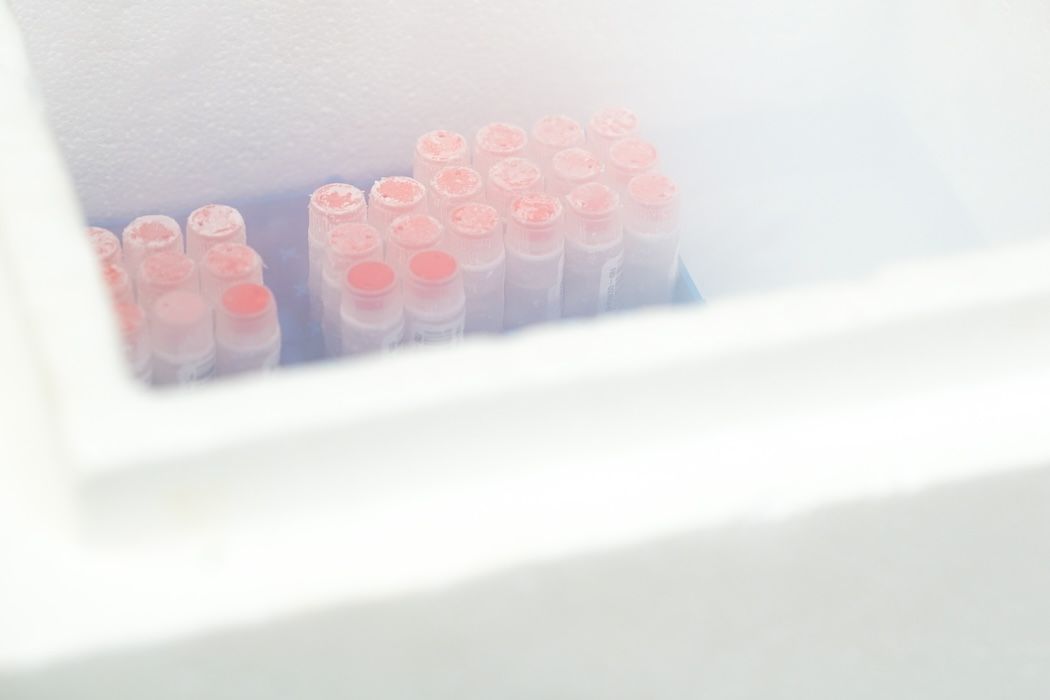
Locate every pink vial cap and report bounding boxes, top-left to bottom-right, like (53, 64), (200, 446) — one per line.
(138, 251), (197, 309)
(476, 122), (527, 155)
(150, 290), (213, 357)
(589, 107), (640, 140)
(489, 158), (543, 191)
(416, 130), (468, 164)
(552, 148), (604, 183)
(389, 214), (443, 250)
(532, 115), (584, 150)
(448, 202), (500, 238)
(609, 137), (659, 177)
(567, 182), (620, 218)
(432, 166), (483, 199)
(203, 243), (262, 280)
(409, 250), (458, 284)
(628, 172), (680, 207)
(187, 204), (246, 257)
(311, 183), (367, 219)
(217, 283), (279, 346)
(329, 222), (381, 259)
(347, 260), (397, 295)
(123, 215), (180, 247)
(201, 243), (263, 303)
(101, 263), (133, 304)
(139, 250), (196, 287)
(627, 173), (681, 228)
(371, 177), (426, 209)
(87, 227), (122, 266)
(510, 192), (563, 227)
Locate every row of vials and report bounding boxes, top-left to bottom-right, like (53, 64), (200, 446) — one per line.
(88, 205), (280, 385)
(310, 107), (681, 356)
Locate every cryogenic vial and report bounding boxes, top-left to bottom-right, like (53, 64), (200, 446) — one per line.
(563, 182), (625, 317)
(403, 250), (465, 345)
(114, 302), (151, 383)
(531, 115), (584, 168)
(186, 204), (247, 262)
(321, 222), (382, 356)
(100, 262), (134, 305)
(503, 192), (565, 330)
(136, 250), (198, 311)
(413, 130), (470, 186)
(428, 165), (484, 226)
(385, 213), (444, 278)
(619, 173), (681, 309)
(215, 283), (281, 375)
(486, 158), (544, 219)
(473, 122), (527, 179)
(150, 290), (215, 385)
(87, 226), (123, 268)
(122, 215), (182, 277)
(606, 137), (659, 193)
(368, 176), (427, 240)
(200, 242), (264, 306)
(446, 202), (505, 333)
(547, 147), (604, 197)
(308, 183), (367, 321)
(341, 260), (404, 355)
(587, 107), (640, 159)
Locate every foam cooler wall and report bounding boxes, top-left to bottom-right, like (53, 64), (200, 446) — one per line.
(6, 2), (1050, 698)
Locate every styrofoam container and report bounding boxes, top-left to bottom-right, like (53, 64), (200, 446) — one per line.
(2, 1), (1050, 697)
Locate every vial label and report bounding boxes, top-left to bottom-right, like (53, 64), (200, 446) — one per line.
(381, 326), (404, 350)
(342, 320), (404, 355)
(599, 252), (624, 312)
(262, 345), (281, 370)
(153, 350), (216, 385)
(409, 319), (465, 345)
(547, 280), (563, 312)
(217, 341), (280, 375)
(178, 353), (216, 383)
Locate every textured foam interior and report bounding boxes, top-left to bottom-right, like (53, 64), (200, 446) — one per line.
(10, 0), (1050, 299)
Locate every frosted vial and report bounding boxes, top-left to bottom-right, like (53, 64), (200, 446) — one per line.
(403, 250), (465, 346)
(531, 115), (584, 168)
(368, 176), (427, 240)
(200, 242), (264, 306)
(322, 222), (382, 356)
(215, 283), (281, 376)
(563, 183), (625, 317)
(114, 302), (151, 383)
(619, 173), (681, 309)
(447, 202), (505, 333)
(149, 290), (215, 385)
(413, 130), (470, 186)
(341, 261), (404, 355)
(587, 107), (640, 159)
(186, 204), (247, 262)
(122, 215), (181, 277)
(503, 192), (565, 330)
(136, 250), (198, 311)
(308, 183), (367, 321)
(473, 122), (527, 180)
(606, 137), (659, 193)
(87, 227), (123, 268)
(385, 213), (444, 278)
(100, 262), (134, 305)
(547, 147), (604, 197)
(428, 166), (484, 226)
(486, 158), (544, 219)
